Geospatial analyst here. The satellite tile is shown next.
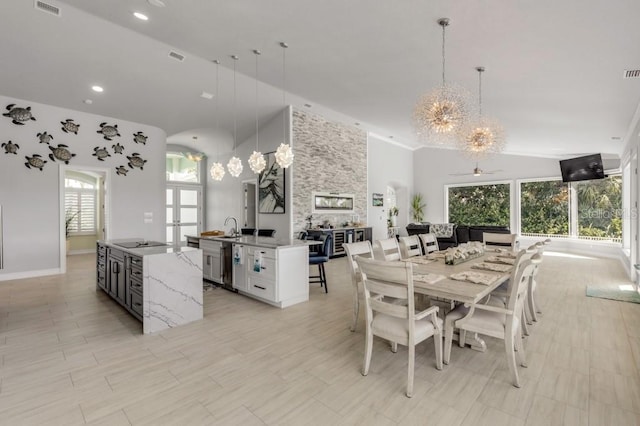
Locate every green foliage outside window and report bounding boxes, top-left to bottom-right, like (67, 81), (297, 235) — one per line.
(576, 176), (622, 239)
(448, 184), (510, 227)
(520, 180), (569, 236)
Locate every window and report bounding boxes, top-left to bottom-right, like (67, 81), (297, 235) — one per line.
(65, 178), (97, 235)
(166, 153), (199, 183)
(447, 183), (510, 226)
(519, 176), (622, 243)
(520, 180), (569, 238)
(575, 175), (622, 241)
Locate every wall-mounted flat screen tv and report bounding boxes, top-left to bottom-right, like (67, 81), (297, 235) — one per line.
(559, 154), (605, 183)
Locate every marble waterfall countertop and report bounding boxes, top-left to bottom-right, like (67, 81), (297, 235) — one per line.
(187, 235), (313, 249)
(100, 238), (199, 256)
(99, 239), (203, 334)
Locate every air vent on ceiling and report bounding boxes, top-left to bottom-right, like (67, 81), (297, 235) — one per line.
(34, 0), (61, 16)
(624, 69), (640, 79)
(168, 51), (185, 62)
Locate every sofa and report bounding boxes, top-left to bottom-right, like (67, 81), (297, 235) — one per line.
(406, 223), (458, 249)
(406, 223), (511, 249)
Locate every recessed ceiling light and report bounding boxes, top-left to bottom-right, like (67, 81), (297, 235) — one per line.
(91, 85), (104, 93)
(133, 12), (149, 20)
(147, 0), (166, 7)
(200, 91), (213, 100)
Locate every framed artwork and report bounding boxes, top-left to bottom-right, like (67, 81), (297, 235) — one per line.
(372, 193), (384, 206)
(258, 152), (285, 214)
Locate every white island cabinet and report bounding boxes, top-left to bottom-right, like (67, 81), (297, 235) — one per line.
(218, 238), (309, 308)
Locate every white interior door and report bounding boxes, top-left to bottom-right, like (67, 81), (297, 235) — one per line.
(166, 185), (202, 245)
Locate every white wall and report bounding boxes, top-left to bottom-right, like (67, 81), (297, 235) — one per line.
(0, 95), (165, 279)
(367, 135), (414, 240)
(205, 107), (291, 239)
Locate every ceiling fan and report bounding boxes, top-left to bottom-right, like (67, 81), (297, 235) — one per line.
(449, 163), (502, 177)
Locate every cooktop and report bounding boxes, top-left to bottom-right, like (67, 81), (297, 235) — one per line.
(113, 241), (168, 249)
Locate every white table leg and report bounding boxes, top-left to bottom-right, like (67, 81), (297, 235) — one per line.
(450, 331), (487, 352)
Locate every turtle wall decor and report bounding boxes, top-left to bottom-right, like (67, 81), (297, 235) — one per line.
(92, 146), (111, 161)
(25, 154), (47, 171)
(48, 144), (76, 164)
(133, 131), (148, 145)
(2, 141), (19, 154)
(61, 119), (80, 134)
(112, 143), (124, 154)
(127, 153), (147, 170)
(115, 165), (129, 176)
(3, 104), (36, 125)
(97, 122), (120, 141)
(37, 131), (53, 144)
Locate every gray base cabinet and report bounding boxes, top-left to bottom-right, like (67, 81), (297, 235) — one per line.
(97, 242), (143, 322)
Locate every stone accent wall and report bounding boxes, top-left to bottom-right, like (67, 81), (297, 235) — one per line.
(292, 109), (367, 232)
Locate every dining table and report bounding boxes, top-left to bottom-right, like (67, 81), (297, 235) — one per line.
(404, 249), (516, 352)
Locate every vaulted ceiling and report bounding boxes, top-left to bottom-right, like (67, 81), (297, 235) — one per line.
(1, 0), (639, 157)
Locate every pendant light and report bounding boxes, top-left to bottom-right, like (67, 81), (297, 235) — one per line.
(275, 41), (294, 169)
(248, 49), (266, 174)
(227, 55), (243, 177)
(413, 18), (472, 145)
(210, 59), (225, 181)
(458, 66), (505, 159)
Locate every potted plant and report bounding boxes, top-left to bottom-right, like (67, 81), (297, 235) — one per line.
(65, 209), (79, 254)
(388, 206), (399, 227)
(411, 193), (426, 223)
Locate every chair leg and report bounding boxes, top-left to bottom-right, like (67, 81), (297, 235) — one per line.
(406, 344), (415, 398)
(434, 331), (443, 370)
(320, 263), (328, 293)
(391, 342), (398, 353)
(350, 285), (359, 332)
(505, 332), (520, 388)
(443, 316), (455, 365)
(362, 328), (373, 376)
(516, 326), (528, 368)
(522, 311), (530, 337)
(459, 330), (467, 348)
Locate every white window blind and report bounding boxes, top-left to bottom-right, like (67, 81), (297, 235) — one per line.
(65, 187), (97, 234)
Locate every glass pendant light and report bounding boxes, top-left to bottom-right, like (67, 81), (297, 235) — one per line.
(458, 66), (505, 159)
(248, 49), (266, 174)
(275, 42), (294, 168)
(227, 55), (243, 177)
(413, 18), (472, 145)
(210, 59), (225, 181)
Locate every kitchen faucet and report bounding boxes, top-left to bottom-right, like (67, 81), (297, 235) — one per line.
(224, 216), (239, 236)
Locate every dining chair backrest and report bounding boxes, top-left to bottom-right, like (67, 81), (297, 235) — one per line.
(373, 238), (401, 261)
(344, 241), (374, 283)
(505, 254), (542, 332)
(483, 232), (517, 248)
(418, 233), (439, 254)
(398, 235), (422, 259)
(356, 256), (415, 324)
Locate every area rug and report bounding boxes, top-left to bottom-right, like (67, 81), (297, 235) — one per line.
(586, 286), (640, 304)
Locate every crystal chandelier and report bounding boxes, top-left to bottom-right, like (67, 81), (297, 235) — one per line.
(183, 152), (205, 162)
(458, 67), (505, 159)
(414, 18), (472, 145)
(227, 55), (243, 177)
(210, 59), (225, 181)
(248, 49), (266, 173)
(276, 42), (294, 168)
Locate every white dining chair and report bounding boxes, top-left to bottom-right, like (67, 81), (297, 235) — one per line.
(526, 241), (547, 322)
(483, 232), (518, 249)
(343, 241), (374, 332)
(356, 256), (443, 398)
(398, 235), (422, 259)
(373, 238), (401, 261)
(418, 233), (439, 254)
(444, 252), (541, 388)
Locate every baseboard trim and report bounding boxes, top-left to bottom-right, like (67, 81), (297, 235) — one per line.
(0, 268), (62, 282)
(69, 249), (96, 255)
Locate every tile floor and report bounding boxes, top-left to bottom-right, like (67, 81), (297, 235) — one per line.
(0, 250), (639, 425)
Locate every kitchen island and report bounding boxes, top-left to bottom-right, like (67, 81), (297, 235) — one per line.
(187, 235), (310, 308)
(97, 239), (203, 334)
